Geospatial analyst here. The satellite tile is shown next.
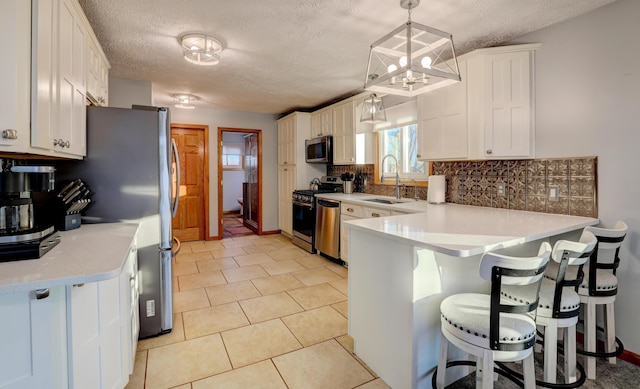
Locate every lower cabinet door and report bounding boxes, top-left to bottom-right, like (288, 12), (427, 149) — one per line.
(67, 277), (127, 389)
(0, 287), (67, 389)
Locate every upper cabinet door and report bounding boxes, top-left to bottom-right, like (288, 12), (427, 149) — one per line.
(417, 61), (468, 160)
(482, 50), (533, 158)
(31, 0), (91, 159)
(332, 101), (356, 164)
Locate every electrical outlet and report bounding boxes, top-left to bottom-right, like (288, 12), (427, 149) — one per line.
(549, 185), (560, 201)
(497, 183), (506, 197)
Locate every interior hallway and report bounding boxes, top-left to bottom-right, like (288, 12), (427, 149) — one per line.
(124, 233), (388, 389)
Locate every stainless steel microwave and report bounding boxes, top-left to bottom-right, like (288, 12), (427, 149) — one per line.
(305, 135), (333, 163)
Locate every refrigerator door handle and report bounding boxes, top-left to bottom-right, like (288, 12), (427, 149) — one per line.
(171, 138), (181, 218)
(172, 237), (181, 257)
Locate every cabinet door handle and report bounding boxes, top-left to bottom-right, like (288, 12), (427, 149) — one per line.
(371, 213), (380, 217)
(486, 149), (493, 155)
(35, 288), (50, 299)
(2, 129), (18, 140)
(347, 208), (354, 212)
(416, 154), (422, 158)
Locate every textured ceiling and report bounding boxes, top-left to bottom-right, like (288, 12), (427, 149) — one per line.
(78, 0), (618, 115)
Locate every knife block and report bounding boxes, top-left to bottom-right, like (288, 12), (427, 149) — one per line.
(62, 213), (81, 230)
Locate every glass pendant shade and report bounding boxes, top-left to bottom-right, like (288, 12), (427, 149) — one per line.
(181, 33), (222, 66)
(360, 94), (387, 123)
(364, 1), (461, 97)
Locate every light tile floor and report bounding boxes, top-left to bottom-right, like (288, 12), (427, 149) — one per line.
(125, 233), (390, 389)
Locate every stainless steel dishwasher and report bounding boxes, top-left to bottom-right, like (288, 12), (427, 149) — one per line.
(314, 198), (341, 259)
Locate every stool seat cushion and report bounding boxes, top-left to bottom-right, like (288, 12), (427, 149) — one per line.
(578, 268), (618, 296)
(502, 278), (581, 318)
(440, 293), (536, 350)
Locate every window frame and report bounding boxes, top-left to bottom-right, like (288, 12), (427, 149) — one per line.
(373, 124), (432, 186)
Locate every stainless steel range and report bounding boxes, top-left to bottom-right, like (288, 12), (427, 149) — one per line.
(291, 176), (343, 253)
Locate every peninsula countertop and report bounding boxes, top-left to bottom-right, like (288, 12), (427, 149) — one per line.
(315, 193), (598, 256)
(0, 223), (139, 294)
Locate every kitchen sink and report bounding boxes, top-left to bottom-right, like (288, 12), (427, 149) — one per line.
(363, 198), (404, 204)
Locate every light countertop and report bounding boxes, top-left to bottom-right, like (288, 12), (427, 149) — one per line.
(0, 223), (139, 294)
(315, 193), (598, 256)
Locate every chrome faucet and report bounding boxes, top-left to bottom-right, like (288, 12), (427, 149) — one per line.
(380, 154), (402, 199)
(409, 179), (419, 201)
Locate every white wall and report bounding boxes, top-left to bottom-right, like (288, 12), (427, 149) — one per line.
(170, 107), (279, 236)
(108, 77), (153, 108)
(510, 0), (640, 353)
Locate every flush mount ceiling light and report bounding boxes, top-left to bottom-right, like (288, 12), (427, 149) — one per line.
(364, 0), (461, 97)
(360, 94), (387, 123)
(180, 33), (223, 66)
(173, 94), (198, 109)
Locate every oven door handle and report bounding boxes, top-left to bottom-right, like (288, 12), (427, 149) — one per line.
(292, 200), (313, 208)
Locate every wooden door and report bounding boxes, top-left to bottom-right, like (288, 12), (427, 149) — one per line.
(171, 125), (208, 241)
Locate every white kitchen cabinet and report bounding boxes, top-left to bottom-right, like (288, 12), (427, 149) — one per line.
(417, 61), (468, 160)
(66, 242), (138, 389)
(277, 112), (324, 235)
(278, 165), (296, 234)
(467, 44), (539, 159)
(310, 109), (332, 138)
(86, 37), (110, 106)
(32, 0), (88, 158)
(0, 0), (33, 154)
(277, 115), (295, 165)
(416, 44), (538, 161)
(0, 287), (68, 389)
(339, 201), (394, 263)
(332, 101), (356, 164)
(340, 214), (358, 264)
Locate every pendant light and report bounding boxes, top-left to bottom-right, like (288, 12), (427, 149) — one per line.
(360, 94), (387, 123)
(364, 0), (461, 97)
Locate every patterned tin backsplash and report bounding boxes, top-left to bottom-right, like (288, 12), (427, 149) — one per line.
(328, 157), (597, 217)
(431, 157), (598, 217)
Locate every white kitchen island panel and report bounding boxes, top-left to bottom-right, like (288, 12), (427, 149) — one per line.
(346, 205), (597, 389)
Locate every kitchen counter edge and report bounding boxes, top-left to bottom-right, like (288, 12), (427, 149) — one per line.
(0, 223), (140, 294)
(315, 193), (598, 257)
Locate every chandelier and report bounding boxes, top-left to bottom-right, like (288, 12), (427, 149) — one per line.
(364, 0), (460, 97)
(181, 33), (223, 66)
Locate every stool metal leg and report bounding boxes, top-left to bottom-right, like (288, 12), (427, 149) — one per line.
(585, 300), (597, 379)
(605, 302), (617, 364)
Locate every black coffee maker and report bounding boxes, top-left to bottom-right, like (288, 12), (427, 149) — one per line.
(0, 160), (60, 262)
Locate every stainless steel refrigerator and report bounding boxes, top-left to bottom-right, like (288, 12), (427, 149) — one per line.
(70, 105), (180, 338)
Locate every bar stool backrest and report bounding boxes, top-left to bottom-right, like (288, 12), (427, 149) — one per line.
(479, 242), (552, 351)
(547, 230), (597, 318)
(584, 221), (628, 296)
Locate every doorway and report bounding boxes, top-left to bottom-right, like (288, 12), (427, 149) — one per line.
(171, 124), (209, 241)
(218, 127), (262, 239)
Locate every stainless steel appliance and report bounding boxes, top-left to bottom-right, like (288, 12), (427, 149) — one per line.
(59, 105), (180, 338)
(0, 162), (60, 262)
(305, 135), (333, 163)
(315, 198), (341, 260)
(291, 176), (342, 253)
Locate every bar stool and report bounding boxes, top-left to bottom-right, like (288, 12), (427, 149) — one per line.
(580, 221), (628, 379)
(435, 242), (552, 389)
(503, 230), (597, 384)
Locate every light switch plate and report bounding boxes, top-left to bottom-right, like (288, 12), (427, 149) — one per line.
(549, 185), (560, 201)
